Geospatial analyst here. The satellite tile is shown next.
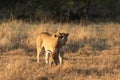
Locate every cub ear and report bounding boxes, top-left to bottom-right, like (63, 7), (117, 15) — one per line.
(66, 33), (69, 36)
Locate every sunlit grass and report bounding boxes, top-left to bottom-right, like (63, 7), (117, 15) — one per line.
(0, 20), (120, 53)
(0, 20), (120, 80)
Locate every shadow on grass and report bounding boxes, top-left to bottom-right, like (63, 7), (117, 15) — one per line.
(63, 67), (115, 77)
(66, 38), (110, 53)
(90, 38), (110, 51)
(79, 68), (114, 77)
(67, 40), (82, 53)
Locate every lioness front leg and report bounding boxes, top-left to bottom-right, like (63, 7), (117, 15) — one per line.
(36, 37), (42, 63)
(45, 50), (52, 64)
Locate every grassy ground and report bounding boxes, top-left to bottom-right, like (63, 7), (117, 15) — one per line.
(0, 20), (120, 80)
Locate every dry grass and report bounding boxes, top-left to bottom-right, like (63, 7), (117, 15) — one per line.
(0, 20), (120, 80)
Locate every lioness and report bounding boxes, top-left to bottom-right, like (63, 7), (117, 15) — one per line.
(36, 32), (69, 65)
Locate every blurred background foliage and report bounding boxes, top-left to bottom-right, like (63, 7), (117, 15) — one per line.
(0, 0), (120, 23)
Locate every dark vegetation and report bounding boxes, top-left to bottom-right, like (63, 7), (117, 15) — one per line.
(0, 0), (120, 23)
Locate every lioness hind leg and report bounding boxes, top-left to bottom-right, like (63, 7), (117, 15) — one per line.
(37, 48), (41, 62)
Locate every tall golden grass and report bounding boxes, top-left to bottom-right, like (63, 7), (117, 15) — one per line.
(0, 20), (119, 53)
(0, 20), (120, 80)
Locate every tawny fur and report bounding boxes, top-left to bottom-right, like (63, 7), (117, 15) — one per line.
(36, 32), (69, 65)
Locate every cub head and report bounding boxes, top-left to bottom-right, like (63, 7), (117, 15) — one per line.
(58, 32), (69, 46)
(59, 33), (69, 45)
(54, 32), (69, 46)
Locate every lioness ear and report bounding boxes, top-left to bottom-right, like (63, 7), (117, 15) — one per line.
(54, 35), (58, 37)
(59, 32), (62, 35)
(55, 32), (60, 35)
